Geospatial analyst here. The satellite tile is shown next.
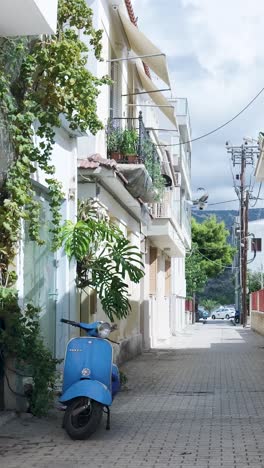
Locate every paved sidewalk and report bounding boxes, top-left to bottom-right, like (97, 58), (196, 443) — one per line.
(1, 321), (264, 467)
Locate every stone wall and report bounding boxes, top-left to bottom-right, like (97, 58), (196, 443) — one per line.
(251, 311), (264, 336)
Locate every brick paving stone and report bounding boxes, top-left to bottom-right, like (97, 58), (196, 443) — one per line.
(1, 321), (264, 467)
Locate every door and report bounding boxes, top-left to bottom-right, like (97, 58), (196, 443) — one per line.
(23, 194), (57, 356)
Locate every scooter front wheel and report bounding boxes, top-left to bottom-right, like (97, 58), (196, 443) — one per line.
(64, 397), (103, 440)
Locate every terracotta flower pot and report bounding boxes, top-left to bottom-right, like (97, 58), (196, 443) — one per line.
(109, 152), (122, 162)
(126, 154), (138, 164)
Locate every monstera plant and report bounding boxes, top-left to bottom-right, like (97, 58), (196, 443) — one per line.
(60, 200), (144, 321)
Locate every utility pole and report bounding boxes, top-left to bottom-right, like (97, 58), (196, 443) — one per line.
(242, 191), (249, 326)
(240, 146), (246, 325)
(226, 141), (259, 326)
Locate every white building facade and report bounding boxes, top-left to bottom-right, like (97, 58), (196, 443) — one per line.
(1, 0), (193, 396)
(77, 0), (192, 350)
(247, 220), (264, 275)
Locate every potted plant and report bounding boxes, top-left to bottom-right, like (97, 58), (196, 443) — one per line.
(121, 129), (138, 163)
(107, 128), (122, 161)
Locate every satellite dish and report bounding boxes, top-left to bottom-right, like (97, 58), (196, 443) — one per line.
(192, 187), (209, 210)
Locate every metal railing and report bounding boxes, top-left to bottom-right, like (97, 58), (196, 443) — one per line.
(106, 112), (160, 175)
(149, 189), (192, 241)
(149, 190), (181, 226)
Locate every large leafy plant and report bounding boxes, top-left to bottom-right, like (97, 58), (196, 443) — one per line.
(60, 200), (144, 321)
(0, 299), (58, 416)
(0, 0), (110, 415)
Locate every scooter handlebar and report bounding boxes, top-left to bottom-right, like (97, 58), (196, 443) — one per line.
(61, 318), (80, 327)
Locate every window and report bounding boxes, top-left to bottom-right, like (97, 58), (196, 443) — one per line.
(252, 238), (262, 252)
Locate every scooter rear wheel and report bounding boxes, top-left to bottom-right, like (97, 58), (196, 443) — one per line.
(64, 397), (103, 440)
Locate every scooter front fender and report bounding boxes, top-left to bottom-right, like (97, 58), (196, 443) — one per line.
(60, 380), (112, 406)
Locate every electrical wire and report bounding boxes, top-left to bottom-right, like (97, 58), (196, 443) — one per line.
(249, 182), (263, 208)
(159, 85), (264, 147)
(188, 245), (234, 268)
(208, 199), (239, 206)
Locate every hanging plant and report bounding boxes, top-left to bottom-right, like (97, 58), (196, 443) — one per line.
(0, 0), (110, 415)
(143, 138), (165, 201)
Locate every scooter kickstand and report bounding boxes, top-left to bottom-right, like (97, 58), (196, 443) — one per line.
(105, 406), (110, 430)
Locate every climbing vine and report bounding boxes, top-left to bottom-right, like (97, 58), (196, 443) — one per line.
(0, 0), (110, 414)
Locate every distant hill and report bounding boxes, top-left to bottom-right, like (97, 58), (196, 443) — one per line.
(193, 208), (264, 233)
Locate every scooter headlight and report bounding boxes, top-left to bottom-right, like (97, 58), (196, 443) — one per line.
(97, 322), (111, 338)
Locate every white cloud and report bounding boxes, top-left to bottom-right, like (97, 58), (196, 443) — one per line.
(132, 0), (264, 209)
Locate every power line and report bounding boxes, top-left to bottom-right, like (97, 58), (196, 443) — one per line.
(208, 199), (239, 206)
(161, 85), (264, 147)
(249, 182), (263, 208)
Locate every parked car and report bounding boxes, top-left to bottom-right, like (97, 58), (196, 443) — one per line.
(211, 306), (234, 320)
(198, 308), (209, 320)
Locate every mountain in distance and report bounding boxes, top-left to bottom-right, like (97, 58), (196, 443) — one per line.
(193, 208), (264, 233)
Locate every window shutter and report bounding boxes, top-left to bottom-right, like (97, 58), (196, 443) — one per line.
(149, 247), (157, 295)
(165, 258), (171, 296)
(110, 62), (120, 118)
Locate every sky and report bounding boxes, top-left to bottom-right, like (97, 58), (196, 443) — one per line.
(132, 0), (264, 210)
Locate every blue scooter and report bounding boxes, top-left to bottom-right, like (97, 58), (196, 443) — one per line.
(60, 318), (120, 440)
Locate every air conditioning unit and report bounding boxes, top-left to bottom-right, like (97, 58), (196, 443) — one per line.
(175, 172), (181, 186)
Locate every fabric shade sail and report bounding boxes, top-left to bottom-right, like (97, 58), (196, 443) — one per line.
(119, 9), (170, 87)
(136, 64), (177, 129)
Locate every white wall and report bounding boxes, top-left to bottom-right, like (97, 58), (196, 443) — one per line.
(170, 257), (187, 334)
(78, 180), (142, 345)
(247, 219), (264, 273)
(17, 127), (78, 359)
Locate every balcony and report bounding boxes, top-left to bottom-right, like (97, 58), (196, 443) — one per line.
(148, 190), (185, 257)
(174, 98), (192, 135)
(106, 113), (164, 203)
(0, 0), (58, 36)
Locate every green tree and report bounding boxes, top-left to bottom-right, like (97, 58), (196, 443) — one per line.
(201, 299), (219, 313)
(60, 200), (144, 321)
(248, 270), (262, 294)
(186, 249), (208, 297)
(198, 269), (235, 305)
(191, 216), (236, 277)
(186, 216), (236, 296)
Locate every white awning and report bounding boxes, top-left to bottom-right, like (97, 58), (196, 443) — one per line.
(119, 9), (170, 87)
(136, 64), (177, 129)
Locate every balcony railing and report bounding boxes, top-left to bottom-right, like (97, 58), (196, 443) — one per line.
(149, 190), (181, 226)
(149, 189), (192, 242)
(106, 112), (160, 180)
